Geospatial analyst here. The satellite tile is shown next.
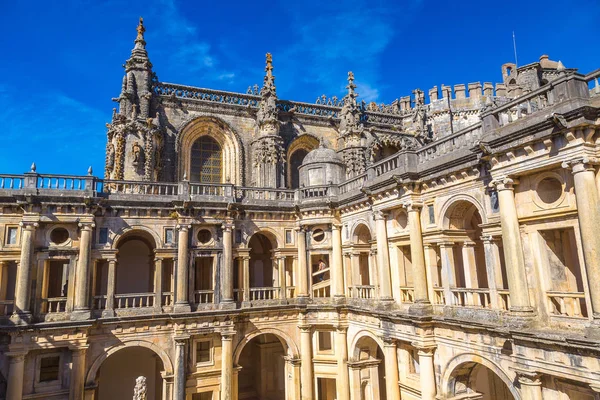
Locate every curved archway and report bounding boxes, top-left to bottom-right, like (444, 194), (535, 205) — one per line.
(236, 333), (289, 400)
(287, 135), (319, 189)
(349, 332), (387, 400)
(349, 223), (374, 293)
(86, 340), (174, 399)
(177, 116), (244, 185)
(440, 197), (491, 306)
(112, 225), (161, 250)
(248, 233), (276, 291)
(441, 353), (519, 400)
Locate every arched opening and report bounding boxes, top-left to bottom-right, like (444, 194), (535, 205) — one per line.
(448, 362), (514, 400)
(349, 224), (375, 298)
(442, 200), (492, 307)
(248, 233), (277, 299)
(289, 149), (309, 189)
(190, 136), (223, 183)
(287, 135), (319, 189)
(372, 144), (401, 163)
(351, 336), (387, 400)
(237, 333), (287, 399)
(97, 347), (165, 400)
(108, 231), (158, 309)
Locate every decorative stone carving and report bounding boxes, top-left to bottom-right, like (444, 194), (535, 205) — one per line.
(256, 53), (279, 134)
(253, 136), (285, 166)
(133, 376), (147, 400)
(339, 72), (362, 136)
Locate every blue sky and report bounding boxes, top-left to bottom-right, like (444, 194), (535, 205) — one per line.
(0, 0), (598, 176)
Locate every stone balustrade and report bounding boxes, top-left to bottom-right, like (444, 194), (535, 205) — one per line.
(547, 290), (587, 318)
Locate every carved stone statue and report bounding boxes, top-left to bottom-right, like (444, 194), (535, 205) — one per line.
(106, 143), (115, 172)
(132, 141), (144, 166)
(133, 376), (147, 400)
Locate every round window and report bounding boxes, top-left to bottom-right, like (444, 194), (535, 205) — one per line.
(197, 229), (212, 244)
(312, 229), (325, 243)
(537, 177), (562, 204)
(50, 228), (69, 244)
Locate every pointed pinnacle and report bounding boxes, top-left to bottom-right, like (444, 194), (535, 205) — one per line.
(136, 17), (145, 41)
(30, 162), (36, 173)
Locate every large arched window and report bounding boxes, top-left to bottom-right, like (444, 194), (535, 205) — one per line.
(190, 136), (222, 183)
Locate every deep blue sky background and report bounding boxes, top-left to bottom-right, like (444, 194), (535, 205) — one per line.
(1, 0), (598, 176)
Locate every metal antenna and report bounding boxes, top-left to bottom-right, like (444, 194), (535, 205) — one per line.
(512, 31), (519, 67)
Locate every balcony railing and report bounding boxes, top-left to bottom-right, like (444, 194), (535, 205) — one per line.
(162, 292), (174, 306)
(237, 187), (296, 201)
(433, 288), (445, 305)
(547, 291), (586, 318)
(93, 295), (107, 310)
(312, 281), (330, 298)
(105, 180), (178, 196)
(42, 297), (67, 313)
(233, 289), (243, 302)
(0, 175), (24, 190)
(451, 288), (491, 308)
(114, 293), (154, 309)
(249, 287), (280, 301)
(348, 285), (376, 299)
(497, 290), (511, 311)
(194, 290), (214, 304)
(399, 286), (415, 303)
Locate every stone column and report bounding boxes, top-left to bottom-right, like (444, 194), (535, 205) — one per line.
(278, 256), (287, 300)
(12, 222), (37, 320)
(299, 324), (313, 400)
(331, 224), (345, 298)
(175, 225), (191, 312)
(296, 228), (309, 298)
(439, 242), (455, 306)
(404, 202), (431, 309)
(154, 257), (164, 310)
(563, 158), (600, 318)
(242, 256), (250, 302)
(490, 177), (532, 314)
(374, 211), (393, 301)
(69, 346), (88, 400)
(515, 370), (543, 400)
(423, 244), (437, 303)
(221, 223), (234, 304)
(383, 339), (400, 400)
(5, 351), (26, 400)
(72, 222), (95, 320)
(220, 333), (234, 400)
(335, 326), (350, 400)
(0, 261), (8, 314)
(103, 259), (116, 317)
(173, 336), (188, 400)
(481, 236), (500, 310)
(417, 346), (437, 400)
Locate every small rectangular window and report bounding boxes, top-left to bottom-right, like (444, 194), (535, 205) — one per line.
(193, 392), (213, 400)
(196, 340), (211, 364)
(98, 228), (109, 244)
(40, 355), (60, 382)
(285, 229), (293, 244)
(165, 228), (175, 245)
(318, 331), (332, 352)
(6, 227), (18, 245)
(409, 348), (420, 374)
(235, 229), (242, 244)
(428, 204), (435, 224)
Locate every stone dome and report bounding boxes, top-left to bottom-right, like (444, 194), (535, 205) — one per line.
(302, 140), (344, 166)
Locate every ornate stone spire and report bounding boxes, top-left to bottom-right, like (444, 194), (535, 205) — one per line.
(127, 17), (151, 69)
(339, 71), (362, 136)
(256, 53), (279, 132)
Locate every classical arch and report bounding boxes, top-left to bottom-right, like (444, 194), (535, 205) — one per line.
(439, 194), (487, 230)
(351, 221), (372, 244)
(287, 134), (320, 188)
(85, 339), (174, 386)
(233, 327), (299, 364)
(177, 116), (244, 185)
(111, 226), (160, 250)
(348, 331), (387, 400)
(348, 330), (385, 358)
(440, 353), (520, 400)
(245, 227), (281, 249)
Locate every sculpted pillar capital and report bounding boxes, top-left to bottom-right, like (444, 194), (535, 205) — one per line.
(513, 369), (542, 386)
(372, 210), (387, 221)
(402, 201), (423, 212)
(78, 222), (96, 231)
(175, 224), (191, 232)
(221, 222), (234, 232)
(489, 176), (519, 191)
(19, 221), (39, 231)
(562, 157), (599, 174)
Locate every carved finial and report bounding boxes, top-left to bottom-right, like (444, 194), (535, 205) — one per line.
(262, 52), (275, 92)
(30, 162), (36, 173)
(183, 171), (188, 181)
(556, 60), (565, 71)
(136, 17), (145, 41)
(347, 71), (356, 94)
(319, 136), (325, 148)
(257, 52), (278, 129)
(88, 166), (93, 176)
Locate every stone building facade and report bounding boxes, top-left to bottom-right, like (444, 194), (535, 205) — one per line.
(1, 18), (600, 400)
